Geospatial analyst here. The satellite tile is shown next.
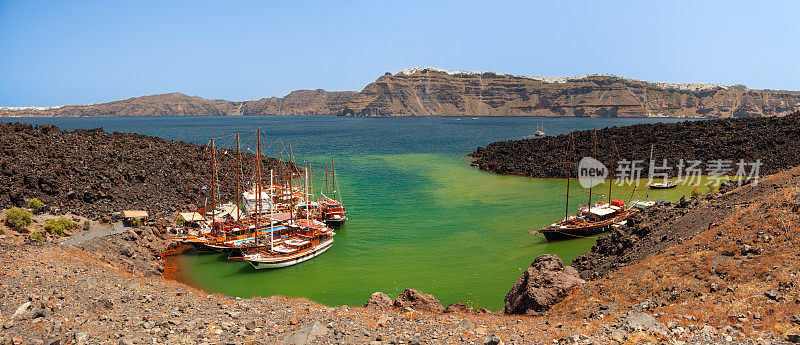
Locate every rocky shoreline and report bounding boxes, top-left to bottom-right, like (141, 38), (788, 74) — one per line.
(470, 112), (800, 178)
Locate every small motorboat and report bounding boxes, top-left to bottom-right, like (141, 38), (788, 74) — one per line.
(631, 200), (656, 209)
(648, 181), (677, 189)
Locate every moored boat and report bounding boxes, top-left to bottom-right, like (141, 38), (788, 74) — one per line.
(534, 121), (546, 136)
(631, 200), (657, 209)
(243, 214), (336, 269)
(533, 130), (638, 241)
(321, 158), (348, 228)
(534, 201), (637, 241)
(648, 181), (677, 189)
(172, 130), (348, 268)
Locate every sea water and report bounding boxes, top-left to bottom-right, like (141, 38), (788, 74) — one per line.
(16, 115), (704, 309)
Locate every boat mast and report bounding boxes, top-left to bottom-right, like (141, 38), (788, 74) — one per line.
(588, 129), (597, 213)
(270, 169), (274, 251)
(565, 132), (574, 219)
(331, 157), (337, 202)
(278, 139), (285, 190)
(324, 163), (329, 197)
(236, 133), (242, 230)
(608, 141), (616, 202)
(210, 138), (217, 236)
(288, 140), (295, 222)
(256, 129), (262, 235)
(305, 162), (309, 224)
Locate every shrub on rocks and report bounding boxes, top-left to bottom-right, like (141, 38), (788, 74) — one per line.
(27, 198), (44, 213)
(45, 216), (73, 236)
(176, 215), (186, 227)
(5, 207), (31, 231)
(29, 231), (44, 242)
(83, 220), (91, 231)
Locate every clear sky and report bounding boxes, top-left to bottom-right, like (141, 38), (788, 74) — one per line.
(1, 0), (798, 106)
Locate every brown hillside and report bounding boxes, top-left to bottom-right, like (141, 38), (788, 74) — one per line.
(548, 165), (800, 340)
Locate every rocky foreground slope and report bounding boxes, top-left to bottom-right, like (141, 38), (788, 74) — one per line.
(470, 112), (800, 178)
(342, 68), (800, 118)
(0, 123), (295, 219)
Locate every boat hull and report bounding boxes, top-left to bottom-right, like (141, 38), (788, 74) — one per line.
(539, 226), (608, 241)
(648, 184), (677, 189)
(247, 239), (334, 269)
(182, 241), (224, 254)
(536, 210), (638, 241)
(324, 218), (347, 228)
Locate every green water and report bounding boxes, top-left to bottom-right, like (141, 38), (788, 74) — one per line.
(16, 115), (710, 310)
(178, 153), (711, 310)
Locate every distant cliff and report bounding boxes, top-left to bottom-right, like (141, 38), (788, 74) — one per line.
(0, 90), (356, 117)
(240, 89), (356, 115)
(4, 68), (800, 118)
(341, 68), (800, 118)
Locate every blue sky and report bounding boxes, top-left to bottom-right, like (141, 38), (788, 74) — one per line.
(1, 1), (798, 106)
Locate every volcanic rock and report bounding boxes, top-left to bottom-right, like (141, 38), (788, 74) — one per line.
(363, 292), (393, 310)
(444, 302), (474, 314)
(282, 321), (328, 344)
(0, 123), (295, 219)
(504, 254), (585, 315)
(620, 312), (668, 336)
(470, 112), (800, 178)
(393, 289), (445, 313)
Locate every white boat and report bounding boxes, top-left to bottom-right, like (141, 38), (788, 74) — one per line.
(648, 181), (676, 189)
(245, 238), (334, 269)
(631, 200), (656, 209)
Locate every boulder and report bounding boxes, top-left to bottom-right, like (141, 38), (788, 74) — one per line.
(282, 321), (328, 345)
(504, 254), (585, 315)
(393, 289), (444, 313)
(621, 312), (668, 336)
(484, 334), (503, 345)
(456, 318), (475, 332)
(362, 292), (392, 310)
(444, 302), (474, 314)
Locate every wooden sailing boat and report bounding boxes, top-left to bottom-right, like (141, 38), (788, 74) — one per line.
(320, 157), (348, 228)
(534, 121), (546, 136)
(183, 130), (286, 253)
(242, 162), (336, 269)
(533, 130), (637, 241)
(175, 131), (341, 268)
(646, 145), (677, 189)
